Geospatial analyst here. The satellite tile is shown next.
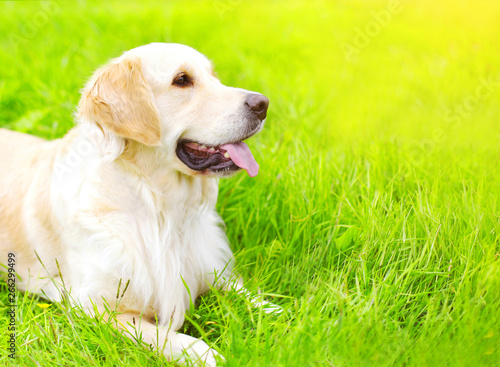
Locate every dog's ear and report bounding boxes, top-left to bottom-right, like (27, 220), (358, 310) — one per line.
(78, 56), (161, 146)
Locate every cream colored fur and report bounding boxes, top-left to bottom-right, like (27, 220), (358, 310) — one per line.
(0, 43), (279, 366)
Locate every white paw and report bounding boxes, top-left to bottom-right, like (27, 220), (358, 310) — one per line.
(231, 285), (284, 315)
(186, 341), (222, 367)
(166, 334), (223, 366)
(252, 298), (283, 314)
(263, 301), (284, 315)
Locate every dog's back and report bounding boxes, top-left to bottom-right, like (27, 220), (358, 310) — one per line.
(0, 128), (64, 298)
(0, 128), (45, 183)
(0, 128), (46, 248)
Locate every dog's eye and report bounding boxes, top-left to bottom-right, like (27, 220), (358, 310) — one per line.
(173, 73), (192, 87)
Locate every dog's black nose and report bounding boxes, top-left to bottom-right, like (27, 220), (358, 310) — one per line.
(246, 94), (269, 120)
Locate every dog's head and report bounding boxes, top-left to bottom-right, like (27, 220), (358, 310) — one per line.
(78, 43), (268, 177)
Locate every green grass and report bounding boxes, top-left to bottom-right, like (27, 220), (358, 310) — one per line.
(1, 0), (500, 365)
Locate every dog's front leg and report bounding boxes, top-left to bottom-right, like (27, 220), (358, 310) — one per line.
(112, 312), (221, 366)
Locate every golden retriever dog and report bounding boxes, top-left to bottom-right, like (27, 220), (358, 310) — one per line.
(0, 43), (279, 366)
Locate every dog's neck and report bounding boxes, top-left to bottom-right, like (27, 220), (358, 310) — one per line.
(73, 122), (219, 211)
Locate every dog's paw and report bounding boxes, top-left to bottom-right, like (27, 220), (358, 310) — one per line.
(250, 297), (283, 315)
(167, 334), (224, 366)
(261, 301), (284, 315)
(230, 285), (284, 316)
(189, 342), (223, 367)
(262, 301), (283, 315)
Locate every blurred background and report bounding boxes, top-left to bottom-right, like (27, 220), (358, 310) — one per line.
(2, 0), (499, 149)
(1, 0), (499, 366)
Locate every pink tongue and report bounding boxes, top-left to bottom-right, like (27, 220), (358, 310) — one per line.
(220, 142), (259, 177)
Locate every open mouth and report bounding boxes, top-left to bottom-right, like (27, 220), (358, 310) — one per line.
(176, 140), (259, 177)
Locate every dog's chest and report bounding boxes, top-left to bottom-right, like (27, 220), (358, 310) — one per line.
(63, 167), (233, 326)
(120, 205), (232, 325)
